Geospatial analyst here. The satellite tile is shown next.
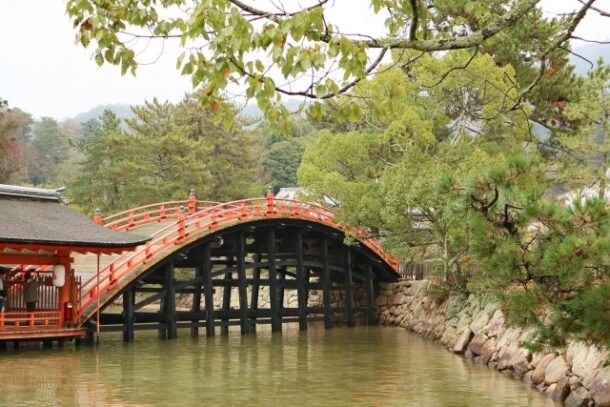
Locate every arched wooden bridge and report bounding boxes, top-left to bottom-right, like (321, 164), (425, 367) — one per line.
(75, 193), (399, 341)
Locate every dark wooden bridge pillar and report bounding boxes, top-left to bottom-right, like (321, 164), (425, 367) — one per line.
(278, 266), (286, 329)
(295, 229), (308, 331)
(344, 248), (355, 327)
(165, 263), (178, 339)
(365, 263), (376, 326)
(267, 228), (281, 332)
(191, 257), (203, 337)
(122, 286), (135, 342)
(236, 231), (251, 335)
(202, 242), (215, 337)
(221, 256), (233, 335)
(320, 236), (333, 329)
(250, 253), (260, 333)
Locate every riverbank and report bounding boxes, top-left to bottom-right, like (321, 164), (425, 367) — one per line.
(376, 280), (610, 407)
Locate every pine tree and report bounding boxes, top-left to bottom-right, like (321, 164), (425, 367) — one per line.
(27, 117), (70, 186)
(561, 60), (610, 200)
(69, 110), (141, 213)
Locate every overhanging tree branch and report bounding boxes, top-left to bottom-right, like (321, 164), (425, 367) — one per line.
(510, 0), (596, 111)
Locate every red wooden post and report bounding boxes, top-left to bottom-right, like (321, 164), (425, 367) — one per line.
(210, 209), (217, 228)
(266, 188), (274, 215)
(188, 189), (197, 214)
(109, 263), (115, 283)
(178, 205), (187, 240)
(57, 254), (73, 326)
(94, 208), (102, 225)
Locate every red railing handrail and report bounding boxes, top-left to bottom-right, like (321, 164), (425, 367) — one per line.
(0, 311), (62, 330)
(78, 197), (398, 320)
(100, 200), (224, 230)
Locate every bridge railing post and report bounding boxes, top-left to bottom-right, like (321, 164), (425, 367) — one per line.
(188, 189), (197, 214)
(178, 206), (186, 240)
(266, 188), (274, 215)
(94, 209), (102, 225)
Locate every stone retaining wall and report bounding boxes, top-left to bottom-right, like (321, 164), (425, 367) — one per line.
(174, 284), (366, 311)
(377, 280), (610, 407)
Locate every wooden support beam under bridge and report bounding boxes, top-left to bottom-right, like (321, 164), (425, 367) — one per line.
(92, 221), (395, 342)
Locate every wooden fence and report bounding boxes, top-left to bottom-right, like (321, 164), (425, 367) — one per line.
(6, 281), (60, 311)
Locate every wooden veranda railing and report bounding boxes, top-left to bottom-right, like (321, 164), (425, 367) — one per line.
(6, 281), (60, 311)
(0, 312), (62, 330)
(0, 276), (81, 332)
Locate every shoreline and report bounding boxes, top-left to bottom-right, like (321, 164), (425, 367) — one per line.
(376, 280), (610, 407)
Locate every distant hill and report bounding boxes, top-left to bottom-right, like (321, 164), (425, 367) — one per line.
(72, 103), (134, 125)
(238, 98), (304, 119)
(72, 100), (304, 124)
(63, 104), (135, 138)
(570, 43), (610, 75)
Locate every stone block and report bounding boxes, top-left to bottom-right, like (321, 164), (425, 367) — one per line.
(392, 293), (406, 305)
(468, 333), (488, 356)
(486, 309), (506, 338)
(440, 325), (456, 347)
(478, 338), (497, 366)
(572, 344), (609, 378)
(545, 355), (570, 384)
(588, 369), (610, 407)
(532, 353), (557, 384)
(469, 312), (490, 335)
(496, 327), (522, 348)
(549, 377), (571, 403)
(567, 342), (589, 366)
(564, 387), (590, 407)
(452, 327), (473, 354)
(511, 348), (532, 376)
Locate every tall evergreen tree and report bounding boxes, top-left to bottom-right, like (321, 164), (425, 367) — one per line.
(258, 118), (314, 191)
(70, 110), (142, 213)
(561, 60), (610, 199)
(27, 117), (70, 186)
(166, 96), (262, 201)
(0, 108), (32, 183)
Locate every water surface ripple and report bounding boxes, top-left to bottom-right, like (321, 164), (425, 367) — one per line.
(0, 326), (554, 406)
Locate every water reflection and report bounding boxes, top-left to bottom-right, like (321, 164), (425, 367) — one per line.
(0, 326), (554, 407)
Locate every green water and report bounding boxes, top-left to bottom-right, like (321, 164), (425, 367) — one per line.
(0, 326), (553, 407)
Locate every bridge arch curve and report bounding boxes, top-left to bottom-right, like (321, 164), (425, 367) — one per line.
(79, 197), (398, 339)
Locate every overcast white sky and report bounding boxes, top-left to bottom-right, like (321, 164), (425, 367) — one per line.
(1, 0), (609, 119)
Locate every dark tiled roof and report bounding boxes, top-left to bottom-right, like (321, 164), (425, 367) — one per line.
(0, 184), (63, 202)
(0, 196), (149, 248)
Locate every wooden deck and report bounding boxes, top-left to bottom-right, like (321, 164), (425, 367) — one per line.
(0, 327), (86, 341)
(0, 312), (86, 341)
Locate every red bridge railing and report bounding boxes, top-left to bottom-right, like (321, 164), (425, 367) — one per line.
(79, 195), (398, 320)
(98, 196), (222, 231)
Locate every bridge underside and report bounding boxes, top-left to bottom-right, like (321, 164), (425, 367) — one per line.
(89, 220), (398, 341)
